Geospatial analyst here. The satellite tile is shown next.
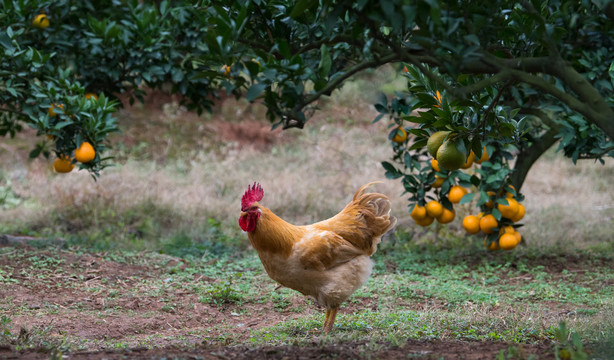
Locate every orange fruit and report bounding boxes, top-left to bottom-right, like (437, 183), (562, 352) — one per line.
(32, 14), (49, 29)
(499, 233), (518, 250)
(462, 215), (481, 234)
(431, 158), (441, 172)
(74, 142), (96, 163)
(479, 214), (498, 234)
(426, 200), (444, 218)
(53, 156), (74, 173)
(499, 225), (515, 235)
(475, 146), (489, 164)
(48, 103), (64, 117)
(431, 176), (445, 188)
(85, 93), (98, 100)
(410, 205), (427, 220)
(513, 231), (522, 244)
(461, 151), (475, 169)
(222, 64), (231, 78)
(414, 215), (434, 227)
(484, 237), (499, 251)
(436, 207), (455, 224)
(497, 198), (519, 219)
(511, 203), (525, 222)
(477, 212), (485, 219)
(392, 127), (408, 143)
(484, 191), (496, 208)
(448, 185), (468, 204)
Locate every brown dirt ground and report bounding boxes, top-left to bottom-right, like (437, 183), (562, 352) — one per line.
(0, 244), (559, 359)
(0, 340), (554, 359)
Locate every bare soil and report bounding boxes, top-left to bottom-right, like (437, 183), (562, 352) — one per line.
(0, 244), (560, 359)
(1, 340), (554, 359)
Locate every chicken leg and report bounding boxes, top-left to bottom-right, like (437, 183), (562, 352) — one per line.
(323, 307), (338, 334)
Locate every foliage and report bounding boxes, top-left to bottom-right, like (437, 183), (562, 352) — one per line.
(1, 0), (230, 175)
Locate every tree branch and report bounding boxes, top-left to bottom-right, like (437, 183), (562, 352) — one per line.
(301, 53), (400, 108)
(281, 53), (401, 129)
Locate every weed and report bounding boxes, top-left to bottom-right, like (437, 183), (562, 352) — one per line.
(553, 322), (588, 360)
(202, 273), (244, 307)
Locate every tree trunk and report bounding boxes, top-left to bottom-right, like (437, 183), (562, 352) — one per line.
(510, 129), (559, 191)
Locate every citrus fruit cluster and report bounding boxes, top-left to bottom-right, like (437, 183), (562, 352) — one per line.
(410, 184), (468, 226)
(48, 93), (100, 173)
(462, 186), (525, 251)
(53, 142), (97, 173)
(411, 131), (525, 251)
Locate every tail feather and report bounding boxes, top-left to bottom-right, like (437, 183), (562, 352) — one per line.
(315, 182), (396, 255)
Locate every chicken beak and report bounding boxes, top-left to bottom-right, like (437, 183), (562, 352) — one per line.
(240, 211), (247, 217)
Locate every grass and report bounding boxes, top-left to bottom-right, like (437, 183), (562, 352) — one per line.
(1, 69), (614, 357)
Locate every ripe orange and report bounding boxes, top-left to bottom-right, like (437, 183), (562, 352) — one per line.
(497, 198), (519, 219)
(462, 215), (481, 234)
(53, 156), (74, 173)
(426, 200), (444, 218)
(431, 175), (445, 188)
(484, 237), (499, 250)
(410, 205), (427, 220)
(436, 207), (455, 224)
(392, 127), (408, 143)
(475, 146), (489, 164)
(414, 215), (434, 227)
(499, 233), (518, 250)
(499, 225), (515, 235)
(479, 214), (498, 234)
(461, 151), (475, 169)
(222, 64), (231, 78)
(513, 231), (522, 245)
(48, 103), (64, 117)
(448, 185), (468, 204)
(484, 191), (496, 208)
(32, 14), (49, 29)
(85, 93), (98, 100)
(431, 158), (441, 172)
(511, 203), (525, 222)
(74, 142), (96, 163)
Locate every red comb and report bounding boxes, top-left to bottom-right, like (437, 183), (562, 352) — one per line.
(241, 182), (264, 211)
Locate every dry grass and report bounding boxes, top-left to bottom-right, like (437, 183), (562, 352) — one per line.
(521, 151), (614, 251)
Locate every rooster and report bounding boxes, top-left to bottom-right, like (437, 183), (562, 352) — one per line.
(238, 181), (396, 333)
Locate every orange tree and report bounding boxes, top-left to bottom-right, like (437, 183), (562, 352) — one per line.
(1, 0), (237, 175)
(2, 1), (613, 236)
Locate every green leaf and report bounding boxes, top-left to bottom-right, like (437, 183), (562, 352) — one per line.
(245, 83), (267, 102)
(459, 192), (475, 204)
(319, 44), (332, 79)
(290, 0), (318, 18)
(382, 161), (402, 179)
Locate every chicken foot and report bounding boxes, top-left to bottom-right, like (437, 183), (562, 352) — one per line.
(322, 307), (338, 334)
